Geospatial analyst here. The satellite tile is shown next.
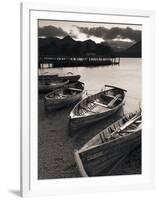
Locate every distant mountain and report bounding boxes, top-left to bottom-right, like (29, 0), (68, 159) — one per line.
(101, 40), (141, 58)
(105, 40), (135, 53)
(119, 41), (141, 57)
(39, 36), (114, 57)
(39, 36), (141, 58)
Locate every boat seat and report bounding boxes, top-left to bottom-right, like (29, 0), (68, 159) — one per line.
(94, 101), (109, 108)
(102, 93), (122, 101)
(108, 127), (114, 133)
(112, 123), (117, 130)
(100, 132), (107, 143)
(94, 94), (122, 109)
(100, 133), (104, 143)
(135, 120), (141, 123)
(102, 93), (114, 98)
(104, 94), (115, 99)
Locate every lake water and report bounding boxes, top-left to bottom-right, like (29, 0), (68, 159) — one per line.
(39, 58), (141, 113)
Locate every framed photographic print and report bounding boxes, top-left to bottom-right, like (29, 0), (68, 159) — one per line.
(21, 2), (155, 197)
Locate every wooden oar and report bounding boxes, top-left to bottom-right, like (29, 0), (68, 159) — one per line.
(68, 87), (82, 92)
(107, 94), (122, 108)
(119, 115), (141, 131)
(110, 114), (141, 138)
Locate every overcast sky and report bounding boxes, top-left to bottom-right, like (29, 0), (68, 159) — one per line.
(38, 20), (142, 43)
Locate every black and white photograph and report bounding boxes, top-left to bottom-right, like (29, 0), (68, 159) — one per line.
(38, 19), (142, 179)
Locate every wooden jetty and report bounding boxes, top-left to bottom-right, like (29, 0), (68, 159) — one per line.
(39, 56), (120, 69)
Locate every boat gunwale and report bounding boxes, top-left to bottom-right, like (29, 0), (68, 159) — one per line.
(104, 84), (127, 92)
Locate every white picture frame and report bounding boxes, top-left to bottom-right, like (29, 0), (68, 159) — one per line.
(21, 2), (155, 197)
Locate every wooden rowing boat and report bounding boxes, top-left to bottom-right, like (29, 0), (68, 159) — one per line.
(59, 72), (80, 82)
(44, 81), (84, 110)
(38, 74), (58, 81)
(38, 73), (80, 82)
(38, 78), (69, 93)
(74, 109), (142, 177)
(69, 85), (127, 134)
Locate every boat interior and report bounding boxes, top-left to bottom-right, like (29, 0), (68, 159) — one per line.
(47, 88), (82, 99)
(46, 82), (84, 99)
(80, 111), (141, 151)
(73, 88), (125, 117)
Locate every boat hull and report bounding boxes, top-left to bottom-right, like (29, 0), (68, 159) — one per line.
(38, 74), (58, 81)
(75, 130), (141, 177)
(38, 80), (69, 93)
(45, 92), (83, 110)
(39, 74), (80, 82)
(59, 75), (80, 82)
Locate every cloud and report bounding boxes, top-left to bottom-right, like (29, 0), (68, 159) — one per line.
(39, 26), (68, 37)
(68, 29), (77, 39)
(76, 26), (141, 42)
(38, 25), (77, 39)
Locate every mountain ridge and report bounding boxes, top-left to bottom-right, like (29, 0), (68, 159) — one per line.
(39, 36), (141, 58)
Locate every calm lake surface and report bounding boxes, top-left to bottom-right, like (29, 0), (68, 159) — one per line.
(39, 58), (141, 112)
